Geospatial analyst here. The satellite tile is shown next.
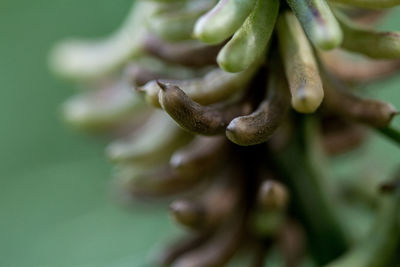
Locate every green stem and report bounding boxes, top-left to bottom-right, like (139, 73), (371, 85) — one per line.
(273, 116), (349, 264)
(377, 126), (400, 146)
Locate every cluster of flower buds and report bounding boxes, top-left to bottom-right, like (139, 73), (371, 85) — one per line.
(50, 0), (400, 266)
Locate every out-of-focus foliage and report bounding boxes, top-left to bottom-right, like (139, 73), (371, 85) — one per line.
(0, 1), (176, 267)
(0, 1), (399, 266)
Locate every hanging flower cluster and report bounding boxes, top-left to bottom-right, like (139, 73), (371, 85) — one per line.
(50, 0), (400, 266)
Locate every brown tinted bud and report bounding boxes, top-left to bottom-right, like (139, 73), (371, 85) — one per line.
(170, 169), (242, 231)
(258, 180), (290, 211)
(170, 136), (228, 176)
(226, 63), (290, 145)
(172, 214), (244, 267)
(158, 81), (249, 135)
(143, 35), (220, 67)
(320, 50), (400, 83)
(158, 234), (210, 266)
(170, 200), (204, 230)
(115, 164), (205, 198)
(323, 76), (398, 128)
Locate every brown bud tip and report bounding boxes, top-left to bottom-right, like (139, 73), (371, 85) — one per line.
(258, 180), (289, 210)
(225, 118), (251, 146)
(170, 200), (202, 228)
(156, 80), (168, 91)
(135, 86), (145, 93)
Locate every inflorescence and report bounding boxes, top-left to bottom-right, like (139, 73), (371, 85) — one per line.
(50, 0), (400, 266)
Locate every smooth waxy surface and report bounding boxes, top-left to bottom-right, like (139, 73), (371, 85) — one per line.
(217, 0), (279, 72)
(194, 0), (257, 44)
(277, 12), (325, 113)
(287, 0), (343, 50)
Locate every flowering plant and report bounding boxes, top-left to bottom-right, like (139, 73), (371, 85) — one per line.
(51, 0), (400, 266)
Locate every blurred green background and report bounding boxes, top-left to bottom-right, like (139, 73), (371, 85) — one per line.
(0, 1), (399, 266)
